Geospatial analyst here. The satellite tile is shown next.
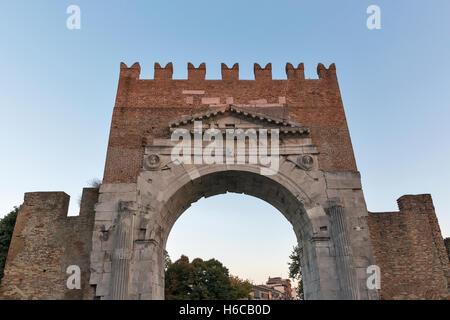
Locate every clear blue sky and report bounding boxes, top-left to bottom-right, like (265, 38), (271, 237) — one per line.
(1, 1), (449, 284)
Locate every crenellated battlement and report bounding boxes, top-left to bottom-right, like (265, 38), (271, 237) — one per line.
(120, 62), (141, 79)
(114, 61), (343, 113)
(187, 62), (206, 80)
(154, 62), (173, 79)
(119, 62), (337, 81)
(112, 60), (352, 174)
(221, 63), (239, 80)
(286, 63), (305, 80)
(368, 194), (450, 300)
(253, 63), (272, 80)
(0, 188), (98, 300)
(317, 63), (337, 81)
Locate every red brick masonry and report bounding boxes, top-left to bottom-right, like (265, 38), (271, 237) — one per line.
(368, 195), (449, 299)
(103, 62), (357, 183)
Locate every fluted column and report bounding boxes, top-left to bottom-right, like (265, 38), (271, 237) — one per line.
(110, 201), (136, 300)
(329, 205), (358, 299)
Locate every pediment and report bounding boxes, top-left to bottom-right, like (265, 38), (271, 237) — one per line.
(169, 105), (309, 135)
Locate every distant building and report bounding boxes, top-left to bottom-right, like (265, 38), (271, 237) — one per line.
(291, 288), (298, 300)
(266, 277), (293, 300)
(250, 277), (294, 300)
(250, 285), (283, 300)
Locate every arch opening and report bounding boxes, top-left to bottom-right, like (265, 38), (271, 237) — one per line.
(139, 168), (322, 299)
(165, 193), (299, 295)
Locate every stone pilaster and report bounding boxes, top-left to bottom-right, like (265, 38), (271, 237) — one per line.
(110, 201), (136, 299)
(329, 205), (358, 299)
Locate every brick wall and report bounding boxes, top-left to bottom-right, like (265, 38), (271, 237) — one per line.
(103, 62), (357, 183)
(445, 238), (450, 260)
(367, 194), (450, 299)
(0, 188), (97, 300)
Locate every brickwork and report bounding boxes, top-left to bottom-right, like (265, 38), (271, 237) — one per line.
(445, 238), (450, 259)
(367, 195), (450, 299)
(0, 189), (97, 300)
(103, 62), (357, 184)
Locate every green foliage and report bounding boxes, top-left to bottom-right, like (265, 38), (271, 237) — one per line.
(165, 255), (253, 300)
(165, 255), (196, 300)
(229, 275), (253, 300)
(0, 207), (18, 281)
(288, 245), (304, 299)
(190, 257), (234, 300)
(164, 251), (172, 272)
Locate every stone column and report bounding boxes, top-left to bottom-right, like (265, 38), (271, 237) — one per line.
(110, 201), (136, 300)
(329, 205), (358, 299)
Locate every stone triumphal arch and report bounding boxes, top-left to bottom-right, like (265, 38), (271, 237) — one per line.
(1, 62), (448, 300)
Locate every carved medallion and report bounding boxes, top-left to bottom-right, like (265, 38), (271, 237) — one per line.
(297, 155), (314, 170)
(144, 154), (161, 170)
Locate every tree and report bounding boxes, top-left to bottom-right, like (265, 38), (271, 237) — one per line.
(0, 207), (18, 282)
(164, 251), (172, 272)
(288, 245), (304, 299)
(165, 255), (196, 300)
(190, 258), (234, 300)
(165, 255), (253, 300)
(229, 275), (253, 300)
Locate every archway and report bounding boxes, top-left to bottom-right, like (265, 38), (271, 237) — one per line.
(161, 171), (313, 300)
(133, 165), (327, 300)
(90, 156), (378, 300)
(91, 142), (378, 300)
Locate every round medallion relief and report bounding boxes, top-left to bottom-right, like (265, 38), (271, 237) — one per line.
(297, 155), (314, 170)
(144, 154), (161, 170)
